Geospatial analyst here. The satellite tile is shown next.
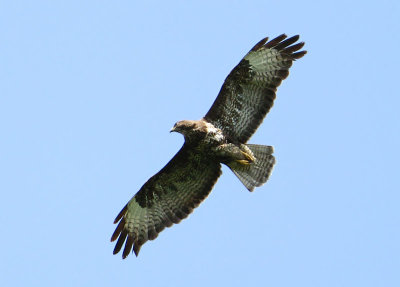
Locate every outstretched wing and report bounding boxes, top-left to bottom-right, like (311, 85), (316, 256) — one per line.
(111, 145), (221, 258)
(204, 34), (306, 143)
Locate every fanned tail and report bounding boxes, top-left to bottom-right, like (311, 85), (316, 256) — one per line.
(228, 144), (275, 191)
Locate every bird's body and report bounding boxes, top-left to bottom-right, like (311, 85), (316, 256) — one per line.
(111, 34), (306, 258)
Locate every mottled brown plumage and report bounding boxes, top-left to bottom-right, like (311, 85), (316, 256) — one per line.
(205, 34), (306, 143)
(111, 34), (306, 258)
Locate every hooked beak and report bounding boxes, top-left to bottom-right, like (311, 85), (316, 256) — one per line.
(170, 126), (176, 133)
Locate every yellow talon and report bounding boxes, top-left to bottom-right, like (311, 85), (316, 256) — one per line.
(236, 159), (252, 165)
(241, 151), (255, 163)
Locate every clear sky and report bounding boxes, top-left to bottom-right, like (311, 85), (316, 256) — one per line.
(1, 1), (399, 286)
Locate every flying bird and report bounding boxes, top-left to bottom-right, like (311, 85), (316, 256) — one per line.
(111, 34), (306, 258)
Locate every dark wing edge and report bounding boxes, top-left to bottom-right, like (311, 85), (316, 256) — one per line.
(111, 145), (222, 258)
(204, 34), (307, 143)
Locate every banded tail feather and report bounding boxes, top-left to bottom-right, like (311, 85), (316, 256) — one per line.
(228, 144), (275, 191)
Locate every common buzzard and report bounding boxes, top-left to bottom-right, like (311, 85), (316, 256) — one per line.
(111, 34), (306, 258)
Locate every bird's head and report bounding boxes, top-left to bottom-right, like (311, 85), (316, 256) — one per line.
(170, 120), (197, 136)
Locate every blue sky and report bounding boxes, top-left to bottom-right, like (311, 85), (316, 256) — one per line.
(1, 1), (399, 286)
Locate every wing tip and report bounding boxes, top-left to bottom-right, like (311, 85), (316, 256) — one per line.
(113, 204), (128, 224)
(255, 34), (306, 59)
(133, 244), (142, 257)
(110, 218), (126, 242)
(113, 232), (142, 259)
(264, 34), (288, 49)
(250, 36), (269, 51)
(112, 229), (128, 255)
(122, 235), (134, 259)
(292, 49), (307, 60)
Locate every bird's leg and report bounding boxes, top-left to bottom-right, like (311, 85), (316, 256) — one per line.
(214, 143), (255, 165)
(238, 144), (256, 164)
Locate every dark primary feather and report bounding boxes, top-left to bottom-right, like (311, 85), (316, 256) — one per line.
(204, 34), (307, 143)
(111, 145), (222, 258)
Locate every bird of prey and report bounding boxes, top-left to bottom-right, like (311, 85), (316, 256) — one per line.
(111, 34), (306, 258)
